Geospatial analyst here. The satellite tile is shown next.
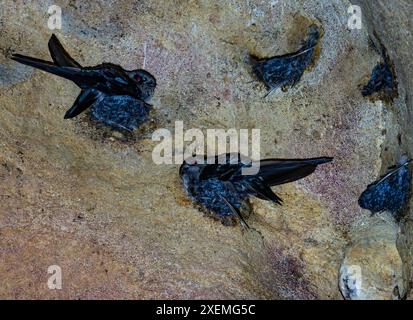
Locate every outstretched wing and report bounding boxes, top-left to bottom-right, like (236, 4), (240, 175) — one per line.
(11, 53), (96, 87)
(240, 156), (332, 205)
(48, 34), (82, 68)
(243, 157), (332, 204)
(258, 157), (333, 186)
(196, 154), (332, 207)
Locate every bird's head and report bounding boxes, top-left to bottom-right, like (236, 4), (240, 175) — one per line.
(128, 69), (157, 102)
(179, 160), (201, 178)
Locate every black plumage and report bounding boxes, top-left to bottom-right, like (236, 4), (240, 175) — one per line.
(11, 35), (156, 131)
(361, 37), (398, 102)
(358, 159), (411, 219)
(180, 153), (333, 227)
(251, 24), (321, 96)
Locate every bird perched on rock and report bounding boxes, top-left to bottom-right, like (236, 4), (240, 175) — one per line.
(251, 24), (321, 97)
(179, 153), (333, 227)
(11, 34), (156, 131)
(359, 158), (411, 219)
(361, 38), (398, 103)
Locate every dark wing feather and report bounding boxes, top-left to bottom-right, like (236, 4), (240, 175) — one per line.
(258, 157), (333, 186)
(11, 53), (90, 85)
(12, 54), (57, 71)
(64, 89), (103, 119)
(246, 177), (283, 205)
(199, 154), (244, 181)
(219, 195), (249, 228)
(48, 34), (82, 68)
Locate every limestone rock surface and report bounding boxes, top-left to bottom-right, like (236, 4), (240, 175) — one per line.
(0, 0), (411, 299)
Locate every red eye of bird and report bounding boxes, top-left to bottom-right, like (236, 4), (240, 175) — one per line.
(134, 74), (142, 83)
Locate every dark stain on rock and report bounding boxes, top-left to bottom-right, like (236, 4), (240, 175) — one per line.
(269, 248), (318, 300)
(397, 133), (402, 145)
(340, 272), (358, 300)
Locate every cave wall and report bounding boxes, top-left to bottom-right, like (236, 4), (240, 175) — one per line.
(0, 0), (411, 299)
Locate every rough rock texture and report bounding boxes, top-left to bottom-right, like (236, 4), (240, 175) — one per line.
(0, 0), (410, 299)
(349, 0), (413, 300)
(339, 212), (404, 300)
